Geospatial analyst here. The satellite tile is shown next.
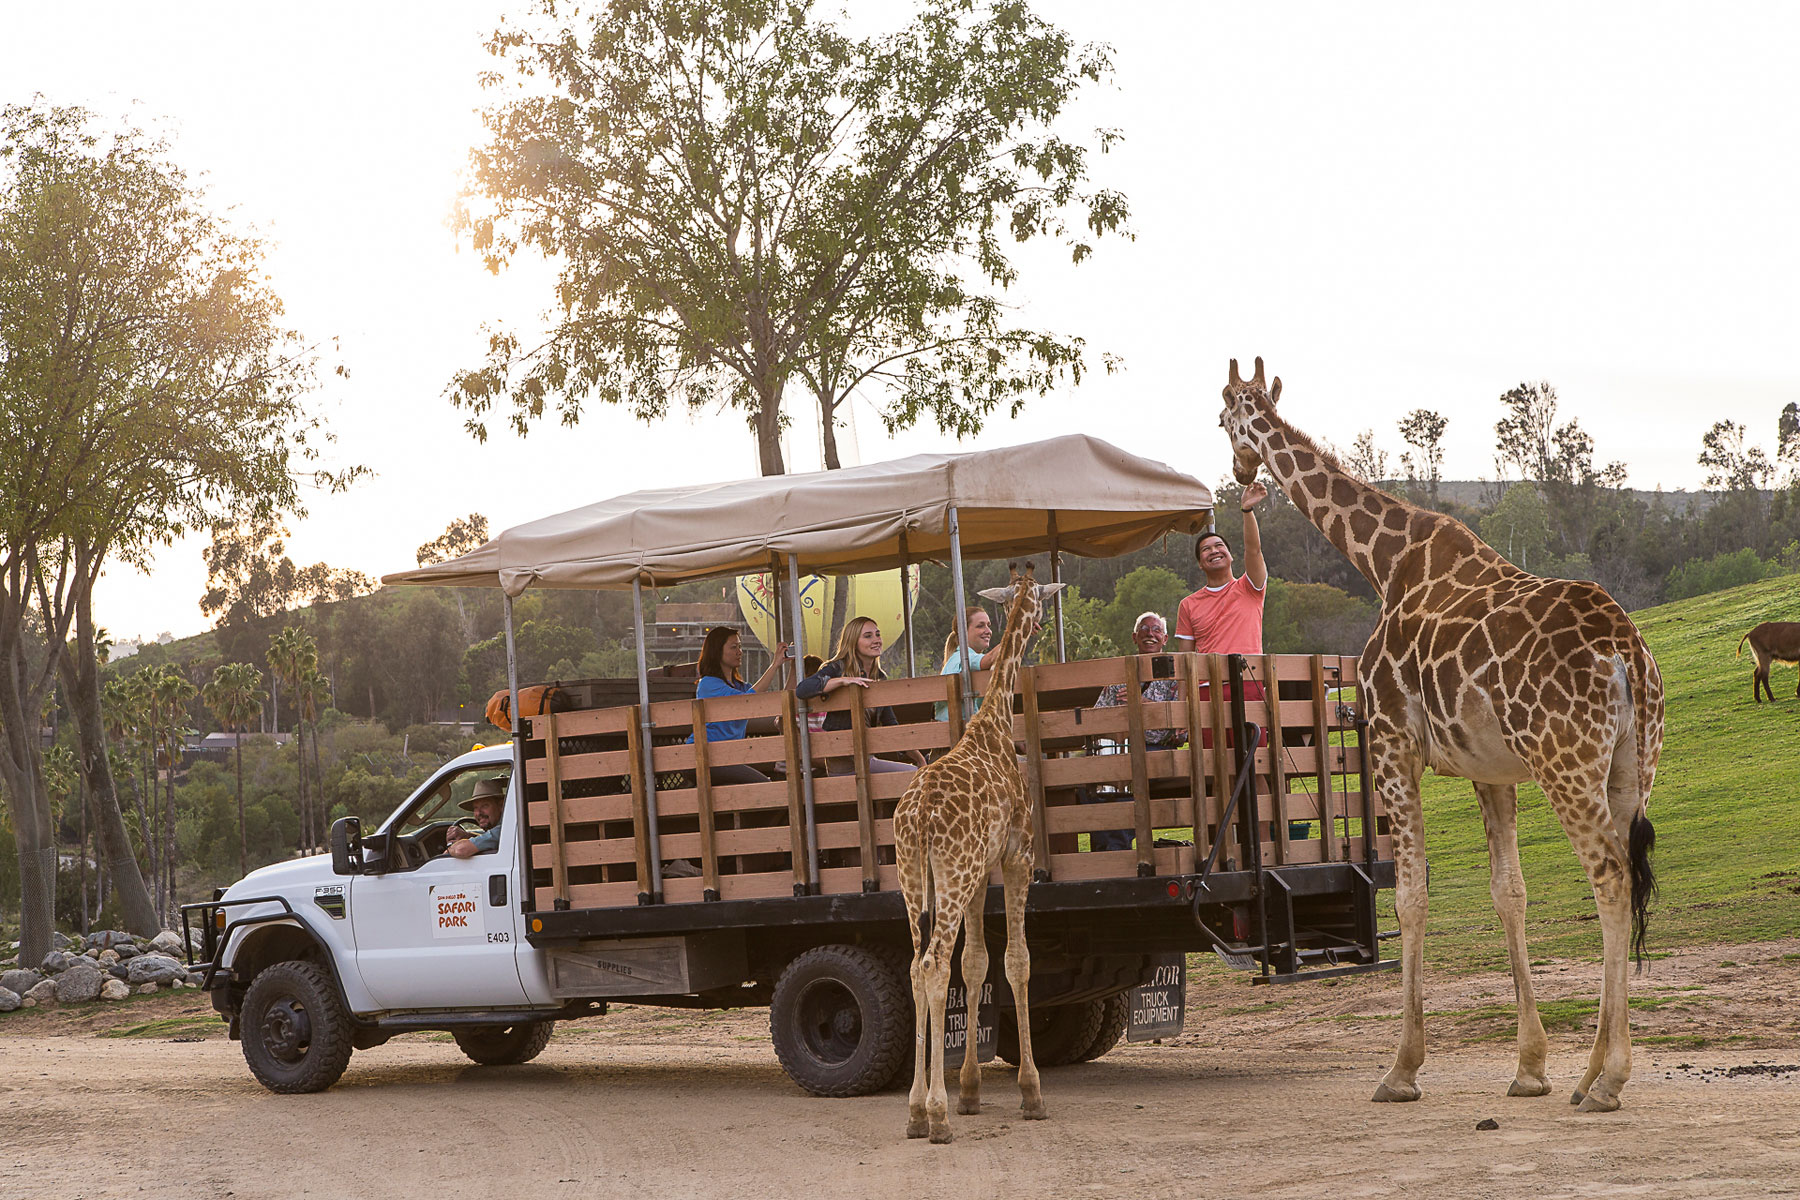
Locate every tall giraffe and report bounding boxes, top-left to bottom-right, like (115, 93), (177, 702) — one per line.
(1218, 358), (1662, 1112)
(894, 563), (1053, 1143)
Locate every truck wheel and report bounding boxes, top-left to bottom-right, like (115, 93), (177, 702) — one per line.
(770, 945), (912, 1097)
(997, 999), (1106, 1068)
(241, 961), (355, 1094)
(453, 1021), (555, 1066)
(1077, 993), (1130, 1061)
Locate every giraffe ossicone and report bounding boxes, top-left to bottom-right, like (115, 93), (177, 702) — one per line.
(894, 562), (1047, 1143)
(1219, 358), (1663, 1112)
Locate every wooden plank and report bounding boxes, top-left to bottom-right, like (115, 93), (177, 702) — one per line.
(782, 690), (810, 894)
(1124, 667), (1154, 872)
(536, 707), (633, 738)
(1043, 798), (1188, 835)
(1262, 654), (1290, 866)
(1020, 666), (1051, 880)
(1207, 654), (1233, 855)
(623, 707), (653, 901)
(542, 711), (571, 907)
(849, 692), (879, 892)
(1181, 654), (1209, 869)
(526, 746), (631, 785)
(689, 701), (721, 899)
(1311, 654), (1339, 862)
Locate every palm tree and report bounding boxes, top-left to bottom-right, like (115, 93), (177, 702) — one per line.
(151, 666), (197, 925)
(295, 668), (332, 848)
(122, 670), (161, 910)
(267, 627), (319, 852)
(203, 662), (264, 876)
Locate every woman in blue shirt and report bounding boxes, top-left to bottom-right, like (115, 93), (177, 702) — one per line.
(796, 617), (926, 775)
(693, 626), (791, 785)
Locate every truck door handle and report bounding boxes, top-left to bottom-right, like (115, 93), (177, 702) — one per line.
(488, 874), (507, 907)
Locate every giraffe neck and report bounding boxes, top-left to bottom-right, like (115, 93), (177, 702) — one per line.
(1247, 400), (1424, 594)
(968, 593), (1033, 738)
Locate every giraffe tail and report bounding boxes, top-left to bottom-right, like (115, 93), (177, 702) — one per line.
(1614, 649), (1660, 967)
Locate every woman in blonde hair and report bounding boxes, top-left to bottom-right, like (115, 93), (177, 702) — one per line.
(796, 616), (926, 774)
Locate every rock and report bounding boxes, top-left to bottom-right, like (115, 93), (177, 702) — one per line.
(21, 996), (36, 1008)
(84, 929), (137, 951)
(84, 947), (101, 959)
(186, 971), (210, 987)
(55, 964), (105, 1003)
(0, 986), (18, 1012)
(150, 931), (186, 955)
(97, 949), (119, 967)
(1475, 1118), (1500, 1131)
(107, 964), (130, 981)
(51, 931), (74, 950)
(126, 954), (187, 986)
(24, 978), (58, 1005)
(1, 968), (43, 995)
(115, 943), (141, 960)
(99, 978), (130, 1001)
(135, 982), (159, 995)
(39, 950), (74, 974)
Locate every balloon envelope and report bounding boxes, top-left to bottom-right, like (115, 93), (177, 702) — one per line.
(736, 568), (919, 661)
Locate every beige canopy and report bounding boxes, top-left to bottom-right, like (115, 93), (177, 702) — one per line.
(382, 434), (1214, 596)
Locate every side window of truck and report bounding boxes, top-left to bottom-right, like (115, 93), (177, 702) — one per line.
(391, 771), (510, 840)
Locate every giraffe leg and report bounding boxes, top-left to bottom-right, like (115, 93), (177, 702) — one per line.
(896, 815), (932, 1139)
(921, 909), (959, 1143)
(956, 886), (990, 1115)
(1003, 838), (1046, 1120)
(1473, 782), (1550, 1097)
(905, 947), (931, 1139)
(1372, 747), (1427, 1104)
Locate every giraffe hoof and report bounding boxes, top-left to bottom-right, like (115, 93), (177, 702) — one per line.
(1569, 1089), (1585, 1107)
(905, 1118), (930, 1139)
(1371, 1081), (1421, 1103)
(1021, 1101), (1048, 1121)
(928, 1124), (954, 1145)
(1576, 1090), (1621, 1114)
(957, 1097), (981, 1116)
(1507, 1076), (1551, 1097)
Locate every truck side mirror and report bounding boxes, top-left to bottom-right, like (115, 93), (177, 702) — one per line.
(330, 816), (364, 876)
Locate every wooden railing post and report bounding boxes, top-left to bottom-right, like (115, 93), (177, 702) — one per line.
(1020, 665), (1051, 881)
(1311, 655), (1339, 862)
(782, 691), (811, 895)
(1181, 654), (1208, 872)
(849, 695), (879, 892)
(1123, 661), (1154, 875)
(542, 711), (570, 908)
(624, 705), (653, 904)
(689, 700), (722, 901)
(1261, 654), (1289, 865)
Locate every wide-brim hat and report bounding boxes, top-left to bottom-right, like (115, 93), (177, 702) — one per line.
(459, 776), (508, 811)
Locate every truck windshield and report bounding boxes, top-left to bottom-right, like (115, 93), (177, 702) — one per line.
(391, 769), (511, 839)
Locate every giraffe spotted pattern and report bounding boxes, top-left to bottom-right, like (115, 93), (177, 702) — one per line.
(1220, 358), (1664, 1113)
(894, 564), (1047, 1143)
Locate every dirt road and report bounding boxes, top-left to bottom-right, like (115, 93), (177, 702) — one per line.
(4, 940), (1798, 1199)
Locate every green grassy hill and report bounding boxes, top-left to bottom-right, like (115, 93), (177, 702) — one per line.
(1414, 572), (1800, 969)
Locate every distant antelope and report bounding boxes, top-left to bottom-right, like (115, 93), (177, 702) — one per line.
(1737, 622), (1800, 703)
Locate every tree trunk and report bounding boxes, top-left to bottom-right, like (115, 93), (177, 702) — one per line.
(165, 729), (178, 926)
(311, 719), (324, 846)
(0, 663), (57, 969)
(754, 375), (787, 477)
(295, 719), (308, 853)
(79, 776), (89, 935)
(55, 598), (159, 935)
(236, 729), (246, 877)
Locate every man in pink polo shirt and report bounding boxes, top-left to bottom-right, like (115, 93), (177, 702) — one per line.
(1177, 480), (1269, 743)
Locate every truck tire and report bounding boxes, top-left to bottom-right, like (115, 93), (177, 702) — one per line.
(1077, 993), (1130, 1062)
(240, 961), (355, 1094)
(452, 1020), (555, 1066)
(770, 945), (912, 1098)
(996, 998), (1105, 1069)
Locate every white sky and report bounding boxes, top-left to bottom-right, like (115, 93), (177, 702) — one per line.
(6, 1), (1797, 643)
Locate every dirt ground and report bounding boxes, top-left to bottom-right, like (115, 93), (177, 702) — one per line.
(4, 939), (1798, 1199)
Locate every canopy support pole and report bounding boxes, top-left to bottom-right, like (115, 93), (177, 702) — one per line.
(503, 593), (529, 902)
(632, 576), (664, 902)
(1048, 511), (1067, 665)
(948, 504), (974, 723)
(786, 555), (821, 893)
(899, 530), (916, 678)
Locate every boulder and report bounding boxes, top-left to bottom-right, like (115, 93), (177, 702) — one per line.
(51, 931), (74, 950)
(97, 949), (119, 967)
(186, 970), (210, 987)
(135, 982), (159, 995)
(55, 964), (105, 1003)
(115, 943), (142, 960)
(149, 931), (186, 956)
(100, 978), (131, 1001)
(39, 950), (75, 975)
(24, 978), (58, 1005)
(0, 986), (18, 1012)
(107, 964), (130, 981)
(126, 954), (186, 986)
(1, 968), (43, 996)
(84, 930), (137, 951)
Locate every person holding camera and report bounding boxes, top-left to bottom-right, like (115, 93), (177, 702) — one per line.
(690, 626), (792, 785)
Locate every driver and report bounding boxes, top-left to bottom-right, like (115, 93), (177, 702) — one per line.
(444, 777), (507, 858)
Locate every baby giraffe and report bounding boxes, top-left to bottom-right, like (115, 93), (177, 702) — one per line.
(894, 562), (1056, 1143)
